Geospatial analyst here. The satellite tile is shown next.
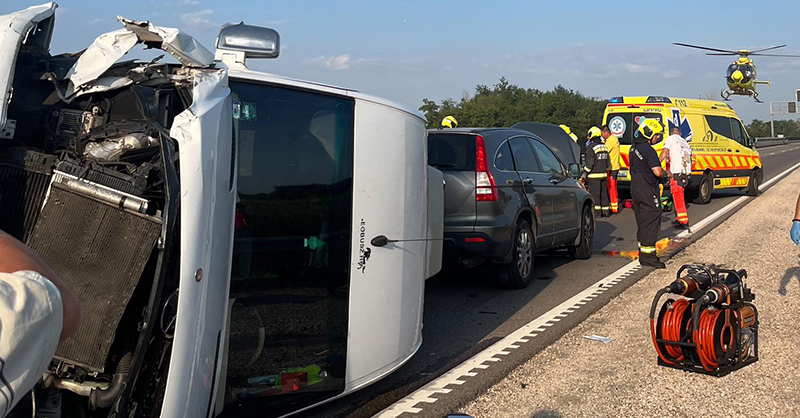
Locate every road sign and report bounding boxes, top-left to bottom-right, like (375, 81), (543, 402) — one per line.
(770, 101), (795, 114)
(796, 89), (800, 102)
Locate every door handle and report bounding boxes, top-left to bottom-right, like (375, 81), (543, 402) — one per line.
(523, 178), (533, 185)
(549, 178), (560, 185)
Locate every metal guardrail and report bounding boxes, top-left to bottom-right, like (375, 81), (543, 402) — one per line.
(754, 137), (800, 148)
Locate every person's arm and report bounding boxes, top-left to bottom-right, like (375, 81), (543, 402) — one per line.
(791, 193), (800, 244)
(583, 146), (595, 175)
(0, 230), (80, 341)
(648, 147), (672, 179)
(659, 145), (669, 163)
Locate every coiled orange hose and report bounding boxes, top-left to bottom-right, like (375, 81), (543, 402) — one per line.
(651, 299), (691, 364)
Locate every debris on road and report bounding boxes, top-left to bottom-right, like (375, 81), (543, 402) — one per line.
(583, 335), (613, 344)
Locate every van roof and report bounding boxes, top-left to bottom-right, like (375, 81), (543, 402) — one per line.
(607, 96), (734, 112)
(228, 67), (426, 123)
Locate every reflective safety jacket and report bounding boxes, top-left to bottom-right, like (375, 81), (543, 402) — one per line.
(584, 140), (609, 179)
(605, 134), (621, 171)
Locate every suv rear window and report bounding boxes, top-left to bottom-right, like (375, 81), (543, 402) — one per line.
(606, 112), (663, 145)
(428, 133), (476, 171)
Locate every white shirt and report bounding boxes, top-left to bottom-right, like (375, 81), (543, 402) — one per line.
(664, 134), (692, 175)
(0, 271), (62, 416)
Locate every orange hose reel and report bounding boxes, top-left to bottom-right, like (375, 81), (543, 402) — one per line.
(650, 264), (758, 376)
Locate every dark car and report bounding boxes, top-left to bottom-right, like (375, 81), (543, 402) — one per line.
(428, 127), (594, 289)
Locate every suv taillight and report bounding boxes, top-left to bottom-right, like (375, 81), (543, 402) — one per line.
(475, 135), (497, 201)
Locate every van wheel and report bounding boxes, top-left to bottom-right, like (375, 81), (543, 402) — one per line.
(497, 219), (534, 289)
(692, 172), (713, 205)
(568, 205), (593, 260)
(746, 169), (762, 197)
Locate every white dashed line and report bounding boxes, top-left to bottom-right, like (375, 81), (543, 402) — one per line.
(373, 158), (800, 418)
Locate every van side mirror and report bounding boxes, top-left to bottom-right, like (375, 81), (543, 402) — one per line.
(215, 22), (279, 65)
(749, 137), (757, 148)
(568, 163), (581, 178)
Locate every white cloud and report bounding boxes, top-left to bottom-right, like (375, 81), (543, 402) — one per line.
(88, 18), (104, 25)
(180, 9), (217, 28)
(623, 63), (653, 73)
(165, 0), (199, 5)
(303, 54), (352, 70)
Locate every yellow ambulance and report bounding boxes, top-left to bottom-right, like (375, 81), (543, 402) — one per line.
(602, 96), (762, 204)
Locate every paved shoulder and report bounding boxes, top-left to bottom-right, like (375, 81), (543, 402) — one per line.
(461, 169), (800, 418)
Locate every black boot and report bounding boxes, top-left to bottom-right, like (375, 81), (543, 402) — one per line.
(639, 254), (666, 269)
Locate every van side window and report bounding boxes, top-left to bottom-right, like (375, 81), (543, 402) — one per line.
(607, 114), (632, 145)
(509, 137), (540, 172)
(705, 115), (733, 139)
(529, 138), (564, 176)
(495, 141), (515, 171)
(730, 118), (749, 147)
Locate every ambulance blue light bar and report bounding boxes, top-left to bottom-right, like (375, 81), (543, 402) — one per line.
(609, 97), (623, 103)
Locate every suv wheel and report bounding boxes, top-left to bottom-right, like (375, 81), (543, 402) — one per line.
(497, 219), (534, 289)
(568, 205), (593, 260)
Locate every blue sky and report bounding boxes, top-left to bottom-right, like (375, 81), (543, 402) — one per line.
(5, 0), (800, 123)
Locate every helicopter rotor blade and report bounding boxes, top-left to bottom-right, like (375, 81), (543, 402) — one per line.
(750, 53), (800, 57)
(749, 45), (787, 53)
(706, 53), (738, 56)
(673, 42), (739, 54)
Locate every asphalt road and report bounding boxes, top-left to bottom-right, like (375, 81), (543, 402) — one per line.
(304, 143), (800, 418)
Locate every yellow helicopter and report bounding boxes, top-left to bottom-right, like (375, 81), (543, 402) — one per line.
(674, 43), (800, 102)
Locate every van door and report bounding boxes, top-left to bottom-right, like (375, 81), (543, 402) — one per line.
(508, 136), (555, 247)
(704, 114), (735, 177)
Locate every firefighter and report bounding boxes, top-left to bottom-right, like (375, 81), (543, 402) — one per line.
(602, 125), (621, 214)
(583, 126), (610, 217)
(660, 126), (691, 227)
(441, 115), (458, 129)
(630, 119), (671, 269)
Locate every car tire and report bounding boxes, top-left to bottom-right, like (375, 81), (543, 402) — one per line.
(568, 205), (594, 260)
(746, 169), (761, 197)
(692, 171), (713, 205)
(497, 219), (535, 289)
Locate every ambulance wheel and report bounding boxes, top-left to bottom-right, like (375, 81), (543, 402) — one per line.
(568, 205), (593, 260)
(497, 219), (534, 289)
(746, 169), (762, 197)
(692, 172), (713, 205)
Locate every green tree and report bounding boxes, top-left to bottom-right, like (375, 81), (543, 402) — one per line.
(419, 77), (607, 137)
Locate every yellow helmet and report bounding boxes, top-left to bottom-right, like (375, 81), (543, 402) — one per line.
(587, 126), (602, 139)
(441, 116), (458, 129)
(559, 124), (572, 135)
(637, 119), (664, 141)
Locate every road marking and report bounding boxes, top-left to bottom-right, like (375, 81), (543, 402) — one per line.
(373, 159), (800, 418)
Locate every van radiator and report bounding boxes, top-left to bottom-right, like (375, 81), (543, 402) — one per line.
(0, 149), (56, 242)
(27, 183), (162, 372)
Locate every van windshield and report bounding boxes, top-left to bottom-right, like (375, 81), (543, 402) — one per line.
(606, 112), (663, 145)
(222, 80), (354, 417)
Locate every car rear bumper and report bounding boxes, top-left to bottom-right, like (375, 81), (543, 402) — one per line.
(443, 227), (513, 263)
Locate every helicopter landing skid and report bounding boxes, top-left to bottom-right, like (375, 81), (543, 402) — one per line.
(721, 89), (732, 101)
(752, 91), (762, 103)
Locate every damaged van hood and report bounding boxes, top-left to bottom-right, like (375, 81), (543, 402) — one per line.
(0, 2), (57, 130)
(62, 17), (214, 99)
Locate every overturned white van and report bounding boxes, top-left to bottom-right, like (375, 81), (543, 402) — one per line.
(0, 3), (442, 417)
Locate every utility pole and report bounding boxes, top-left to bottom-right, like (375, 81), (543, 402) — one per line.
(770, 101), (775, 137)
